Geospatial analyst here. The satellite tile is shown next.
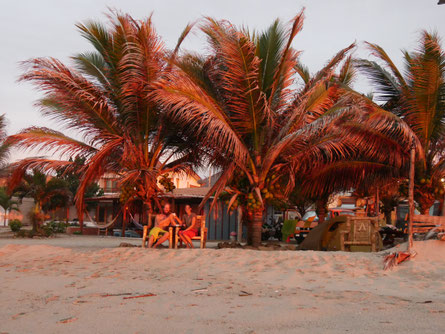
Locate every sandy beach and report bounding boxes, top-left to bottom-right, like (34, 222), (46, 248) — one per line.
(0, 236), (443, 334)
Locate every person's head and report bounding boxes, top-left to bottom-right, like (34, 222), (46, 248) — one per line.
(163, 203), (171, 215)
(185, 205), (192, 215)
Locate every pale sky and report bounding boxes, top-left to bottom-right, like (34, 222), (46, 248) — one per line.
(1, 0), (444, 161)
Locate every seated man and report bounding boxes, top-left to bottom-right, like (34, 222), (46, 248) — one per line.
(148, 203), (180, 248)
(178, 205), (200, 248)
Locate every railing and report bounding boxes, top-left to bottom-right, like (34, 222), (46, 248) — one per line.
(103, 187), (120, 194)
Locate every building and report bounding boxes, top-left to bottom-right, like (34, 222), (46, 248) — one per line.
(84, 171), (247, 240)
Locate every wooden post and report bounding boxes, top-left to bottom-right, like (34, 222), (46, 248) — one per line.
(78, 205), (84, 234)
(375, 186), (380, 218)
(122, 206), (127, 238)
(237, 206), (243, 243)
(442, 183), (445, 216)
(408, 145), (415, 251)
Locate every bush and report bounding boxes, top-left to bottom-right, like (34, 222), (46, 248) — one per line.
(9, 219), (22, 232)
(41, 225), (54, 237)
(46, 221), (69, 233)
(15, 230), (36, 238)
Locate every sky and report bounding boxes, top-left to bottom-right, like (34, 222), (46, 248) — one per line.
(0, 0), (444, 161)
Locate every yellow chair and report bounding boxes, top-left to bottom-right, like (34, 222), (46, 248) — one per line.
(175, 215), (207, 249)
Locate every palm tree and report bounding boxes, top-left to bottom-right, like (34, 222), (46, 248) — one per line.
(153, 11), (417, 246)
(0, 187), (19, 226)
(0, 115), (10, 170)
(12, 170), (70, 231)
(356, 31), (445, 214)
(7, 12), (199, 229)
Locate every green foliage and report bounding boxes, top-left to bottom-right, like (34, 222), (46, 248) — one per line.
(16, 230), (35, 238)
(0, 187), (20, 224)
(42, 177), (71, 212)
(9, 219), (22, 232)
(13, 170), (71, 213)
(41, 225), (54, 237)
(45, 221), (69, 233)
(356, 32), (445, 212)
(57, 156), (103, 199)
(0, 187), (19, 210)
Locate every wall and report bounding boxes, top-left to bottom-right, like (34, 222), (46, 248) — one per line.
(0, 197), (34, 226)
(202, 202), (275, 241)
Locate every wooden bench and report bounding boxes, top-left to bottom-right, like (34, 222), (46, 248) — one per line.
(402, 214), (445, 234)
(411, 215), (445, 234)
(175, 215), (207, 249)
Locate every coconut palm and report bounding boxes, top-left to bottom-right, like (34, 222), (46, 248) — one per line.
(356, 31), (445, 214)
(7, 12), (199, 228)
(0, 114), (10, 173)
(153, 10), (417, 246)
(0, 187), (19, 226)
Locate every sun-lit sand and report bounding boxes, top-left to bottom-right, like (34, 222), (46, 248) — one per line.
(0, 237), (444, 333)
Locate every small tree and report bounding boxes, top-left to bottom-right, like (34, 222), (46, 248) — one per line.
(0, 187), (19, 226)
(12, 170), (70, 231)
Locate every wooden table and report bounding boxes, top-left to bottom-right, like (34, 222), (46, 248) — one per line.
(168, 225), (184, 249)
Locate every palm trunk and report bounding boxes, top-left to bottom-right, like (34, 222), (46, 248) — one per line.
(32, 202), (41, 232)
(383, 209), (392, 225)
(316, 198), (328, 224)
(247, 209), (263, 247)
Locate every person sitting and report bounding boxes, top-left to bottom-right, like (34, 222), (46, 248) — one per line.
(148, 203), (180, 248)
(178, 205), (200, 248)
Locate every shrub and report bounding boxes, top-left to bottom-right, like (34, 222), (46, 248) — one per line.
(46, 221), (69, 233)
(9, 219), (22, 232)
(41, 225), (54, 237)
(15, 230), (36, 238)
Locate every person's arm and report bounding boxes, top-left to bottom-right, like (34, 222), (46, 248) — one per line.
(172, 214), (182, 225)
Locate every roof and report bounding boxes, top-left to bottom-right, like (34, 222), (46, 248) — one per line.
(170, 187), (211, 198)
(199, 171), (222, 187)
(86, 186), (212, 201)
(85, 195), (119, 201)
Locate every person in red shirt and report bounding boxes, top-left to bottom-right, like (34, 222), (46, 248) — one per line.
(178, 205), (200, 248)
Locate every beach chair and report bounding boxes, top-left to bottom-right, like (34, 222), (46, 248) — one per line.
(142, 214), (154, 248)
(191, 215), (207, 248)
(175, 215), (207, 248)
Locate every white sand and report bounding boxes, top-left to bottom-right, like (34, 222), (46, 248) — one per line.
(0, 238), (444, 334)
